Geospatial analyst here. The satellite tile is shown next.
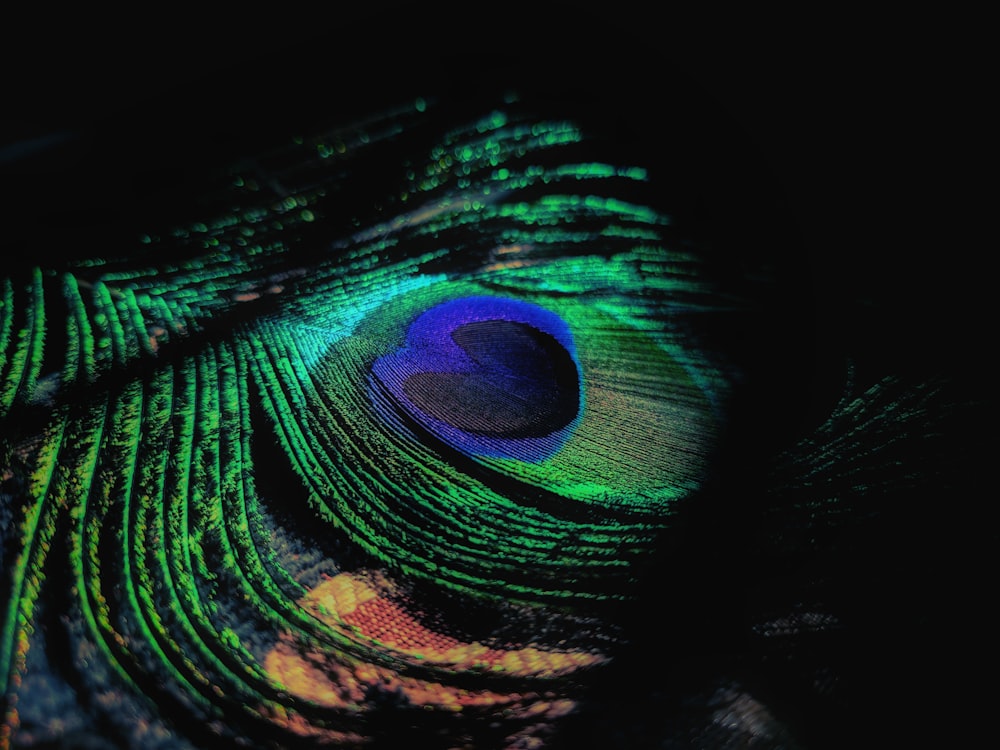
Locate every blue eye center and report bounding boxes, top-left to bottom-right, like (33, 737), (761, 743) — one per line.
(404, 318), (580, 438)
(371, 295), (583, 461)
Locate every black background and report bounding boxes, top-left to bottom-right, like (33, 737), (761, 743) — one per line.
(1, 4), (989, 392)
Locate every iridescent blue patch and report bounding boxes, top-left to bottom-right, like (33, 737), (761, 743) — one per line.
(371, 296), (582, 461)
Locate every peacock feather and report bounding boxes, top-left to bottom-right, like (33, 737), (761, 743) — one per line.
(0, 12), (986, 749)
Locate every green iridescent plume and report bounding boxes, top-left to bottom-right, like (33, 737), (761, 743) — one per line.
(0, 89), (740, 748)
(0, 42), (981, 750)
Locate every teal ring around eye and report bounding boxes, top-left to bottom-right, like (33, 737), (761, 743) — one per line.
(342, 275), (722, 515)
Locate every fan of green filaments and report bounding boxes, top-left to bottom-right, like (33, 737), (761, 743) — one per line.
(0, 101), (737, 748)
